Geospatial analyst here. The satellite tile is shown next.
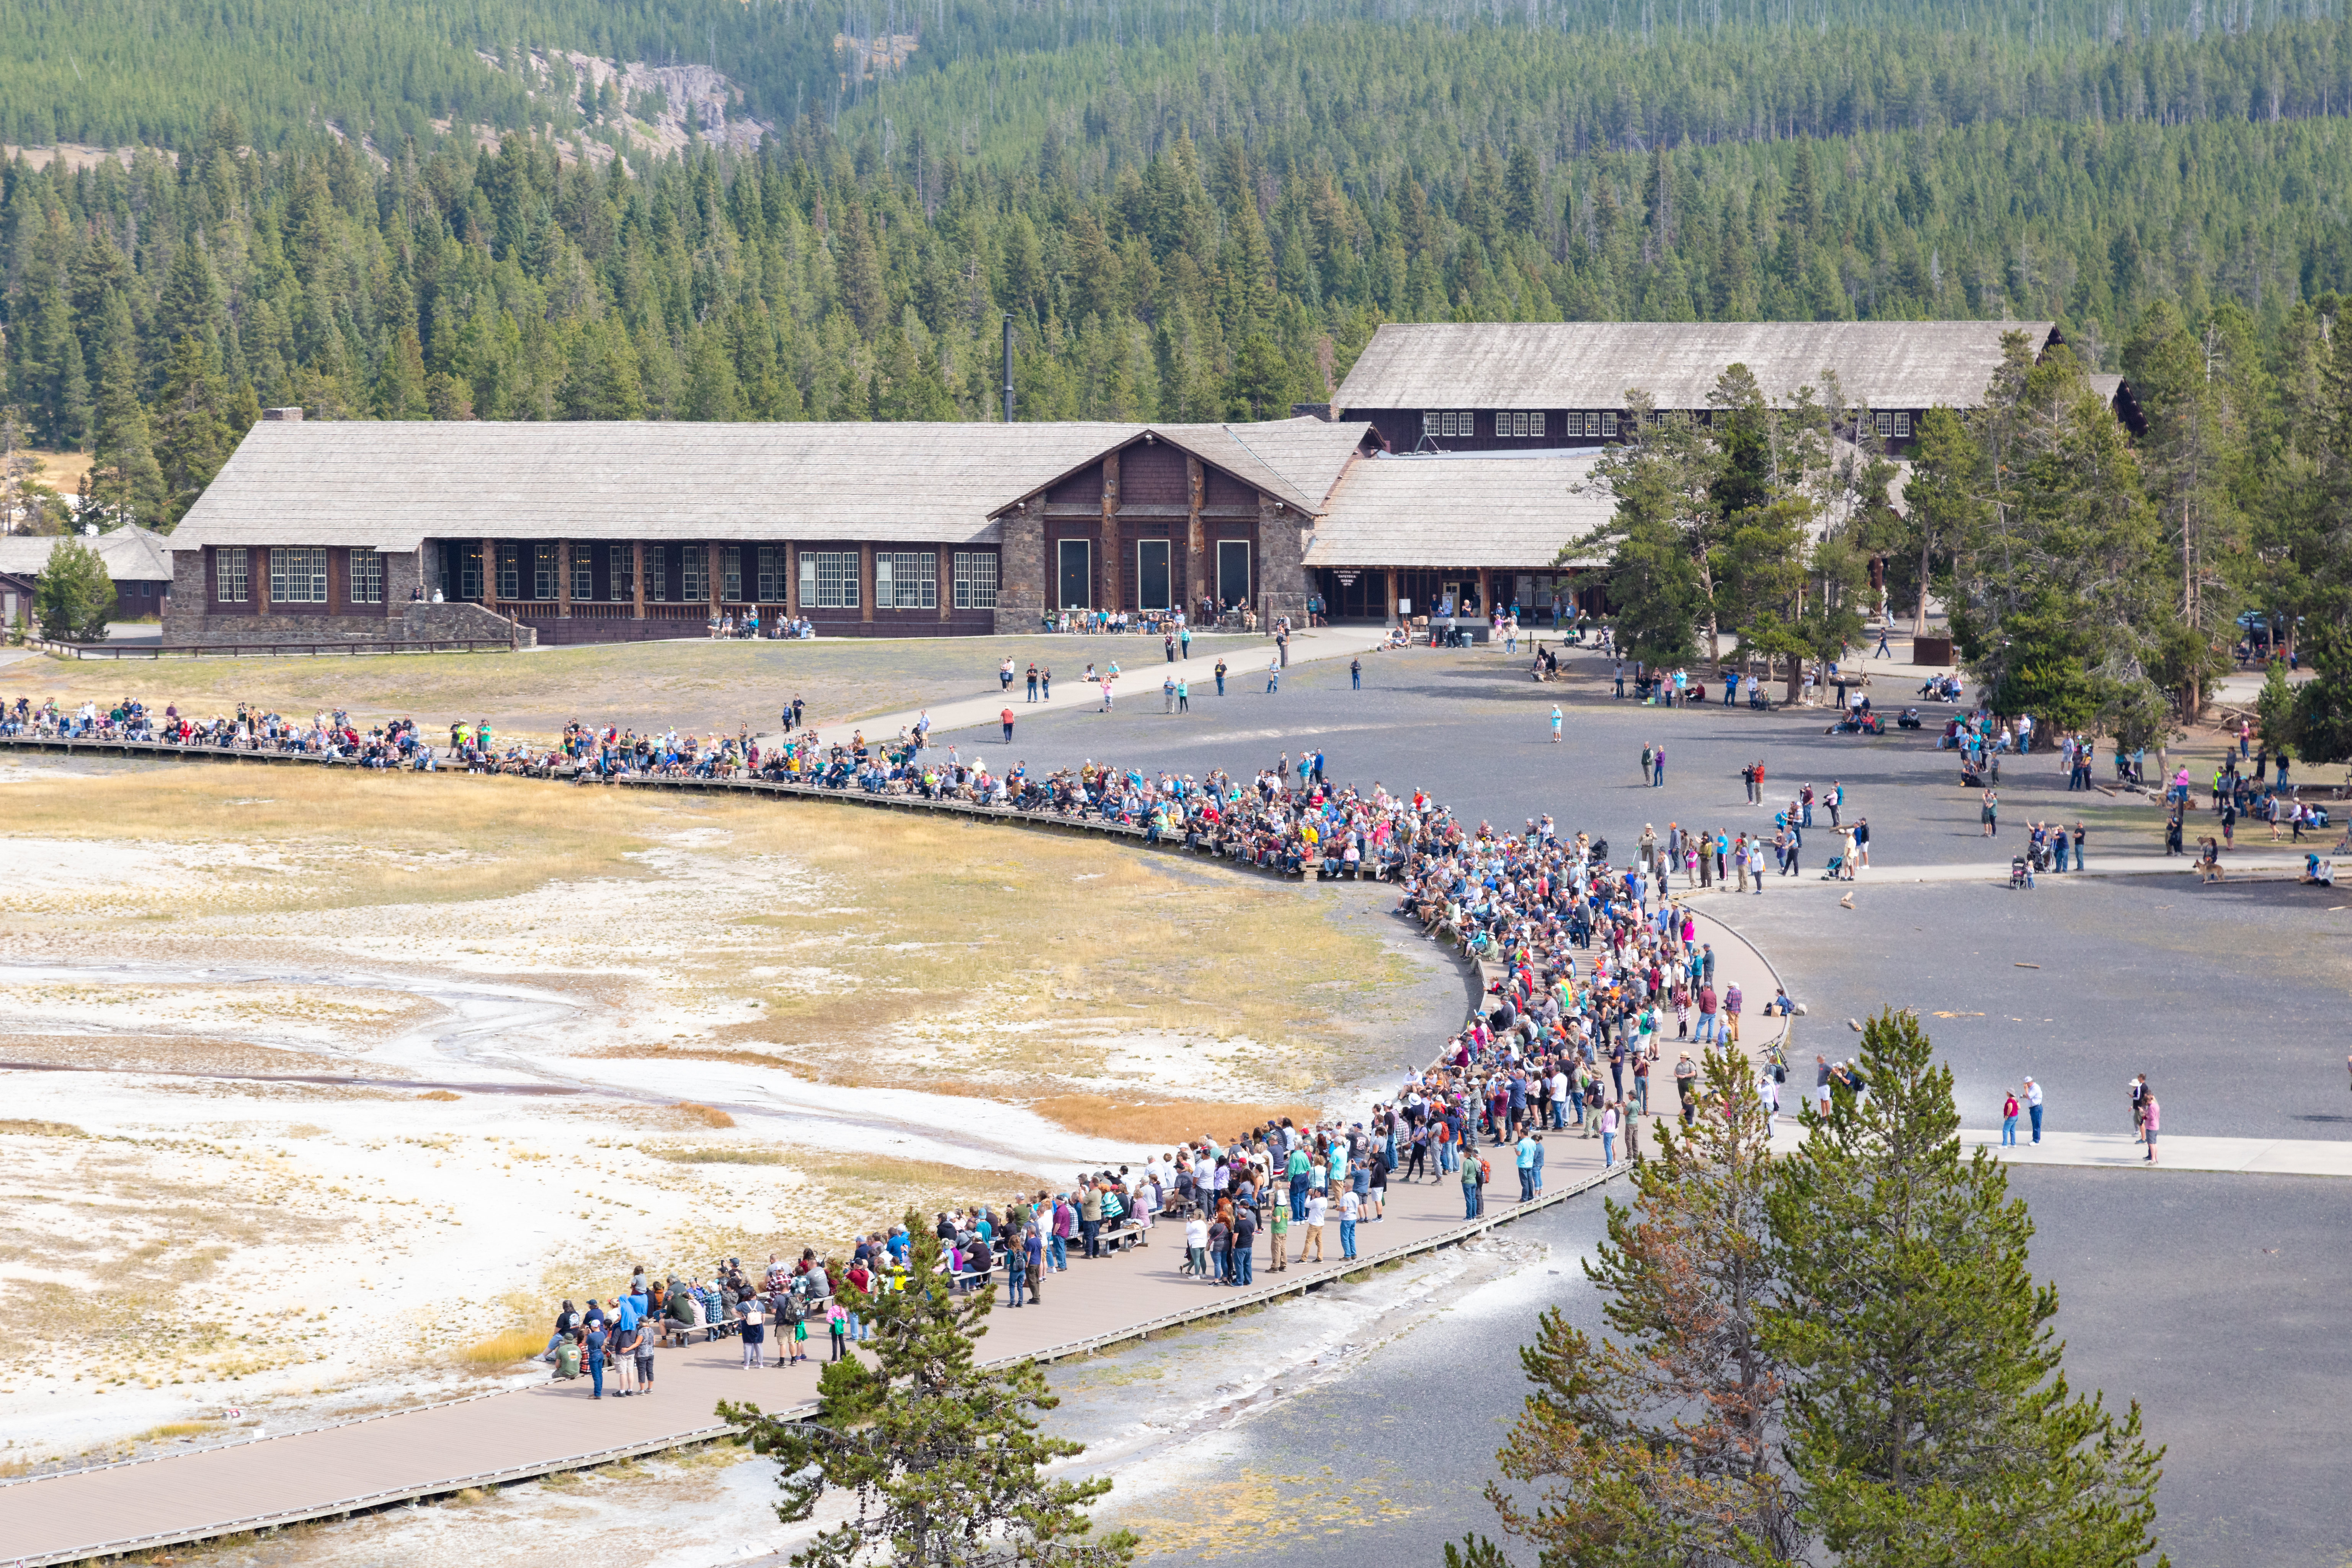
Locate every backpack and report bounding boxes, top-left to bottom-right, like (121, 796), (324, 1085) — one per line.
(1478, 1158), (1492, 1185)
(782, 1292), (807, 1325)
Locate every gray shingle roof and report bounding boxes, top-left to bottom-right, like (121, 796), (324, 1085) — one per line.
(170, 421), (1327, 554)
(0, 527), (171, 580)
(1303, 451), (1617, 571)
(1334, 321), (2060, 413)
(1218, 416), (1376, 510)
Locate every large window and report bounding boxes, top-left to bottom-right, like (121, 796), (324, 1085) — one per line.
(952, 552), (998, 610)
(722, 546), (743, 602)
(1423, 410), (1476, 439)
(879, 551), (936, 610)
(1873, 410), (1912, 439)
(608, 544), (634, 602)
(680, 546), (708, 603)
(497, 544), (519, 600)
(270, 546), (328, 604)
(215, 547), (249, 604)
(645, 546), (666, 601)
(1498, 412), (1544, 438)
(531, 543), (559, 600)
(349, 549), (383, 604)
(757, 546), (788, 602)
(803, 550), (860, 609)
(573, 547), (593, 602)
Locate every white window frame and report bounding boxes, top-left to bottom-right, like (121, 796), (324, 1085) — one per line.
(270, 546), (328, 604)
(530, 542), (558, 600)
(349, 549), (384, 604)
(680, 546), (708, 603)
(572, 548), (593, 602)
(757, 546), (787, 602)
(952, 552), (998, 610)
(496, 545), (519, 601)
(805, 551), (859, 610)
(1893, 410), (1912, 438)
(722, 546), (743, 602)
(883, 550), (936, 611)
(608, 544), (633, 602)
(645, 546), (666, 602)
(1875, 410), (1896, 438)
(216, 546), (249, 604)
(1602, 410), (1619, 437)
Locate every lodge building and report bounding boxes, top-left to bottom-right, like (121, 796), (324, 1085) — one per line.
(163, 320), (2102, 646)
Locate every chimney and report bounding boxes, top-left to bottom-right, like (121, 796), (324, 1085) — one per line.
(262, 407), (305, 422)
(1289, 403), (1334, 421)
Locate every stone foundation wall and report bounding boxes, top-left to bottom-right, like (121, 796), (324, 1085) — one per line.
(161, 597), (534, 650)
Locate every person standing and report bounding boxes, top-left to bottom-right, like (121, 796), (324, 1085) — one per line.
(1299, 1189), (1328, 1262)
(2001, 1088), (2021, 1146)
(1338, 1186), (1361, 1259)
(2130, 1074), (2149, 1141)
(1515, 1129), (1537, 1202)
(583, 1319), (611, 1398)
(737, 1294), (765, 1370)
(1177, 678), (1189, 714)
(1551, 705), (1563, 743)
(2141, 1094), (2160, 1164)
(1266, 655), (1281, 693)
(1352, 657), (1363, 690)
(1653, 744), (1666, 786)
(1000, 707), (1015, 743)
(1026, 663), (1040, 702)
(2024, 1076), (2043, 1143)
(1981, 789), (1999, 837)
(1598, 1099), (1619, 1166)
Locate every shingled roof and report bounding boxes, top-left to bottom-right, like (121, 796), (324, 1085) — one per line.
(0, 526), (172, 581)
(1334, 321), (2060, 413)
(170, 420), (1332, 554)
(1304, 450), (1617, 571)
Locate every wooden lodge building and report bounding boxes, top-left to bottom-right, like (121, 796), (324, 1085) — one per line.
(164, 320), (2106, 647)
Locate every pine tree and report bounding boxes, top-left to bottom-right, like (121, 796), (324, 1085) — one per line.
(35, 535), (118, 640)
(152, 333), (237, 521)
(84, 323), (169, 531)
(1478, 1048), (1799, 1568)
(1763, 1009), (2167, 1568)
(718, 1217), (1137, 1568)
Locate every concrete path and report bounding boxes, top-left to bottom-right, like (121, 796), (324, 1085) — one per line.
(789, 625), (1381, 752)
(1719, 852), (2325, 888)
(1958, 1128), (2352, 1176)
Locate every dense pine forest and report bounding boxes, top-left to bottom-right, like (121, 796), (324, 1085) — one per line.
(3, 0), (2351, 744)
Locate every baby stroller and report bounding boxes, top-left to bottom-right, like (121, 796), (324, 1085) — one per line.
(2008, 855), (2032, 889)
(1819, 853), (1846, 880)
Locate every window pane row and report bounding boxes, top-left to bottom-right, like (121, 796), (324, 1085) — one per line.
(802, 551), (859, 609)
(952, 552), (998, 610)
(270, 546), (328, 604)
(878, 551), (936, 610)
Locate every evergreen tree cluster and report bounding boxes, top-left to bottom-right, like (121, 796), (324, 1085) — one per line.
(1459, 1016), (2168, 1568)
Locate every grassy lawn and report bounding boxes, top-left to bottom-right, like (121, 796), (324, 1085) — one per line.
(3, 632), (1266, 743)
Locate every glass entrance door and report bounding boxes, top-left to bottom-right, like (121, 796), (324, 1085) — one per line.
(1215, 540), (1251, 610)
(1057, 539), (1092, 608)
(1136, 539), (1172, 611)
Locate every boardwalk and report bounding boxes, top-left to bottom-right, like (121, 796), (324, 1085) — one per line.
(1, 1160), (1633, 1565)
(0, 722), (1792, 1566)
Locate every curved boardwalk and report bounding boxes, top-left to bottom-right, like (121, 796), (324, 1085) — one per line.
(0, 733), (1791, 1566)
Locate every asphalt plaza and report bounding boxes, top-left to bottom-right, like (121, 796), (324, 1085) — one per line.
(920, 630), (2347, 1564)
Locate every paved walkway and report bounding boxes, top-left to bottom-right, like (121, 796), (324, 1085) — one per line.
(1957, 1129), (2352, 1176)
(788, 625), (1378, 751)
(1731, 852), (2323, 888)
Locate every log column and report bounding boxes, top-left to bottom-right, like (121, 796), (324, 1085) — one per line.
(860, 544), (875, 625)
(1385, 568), (1398, 627)
(1185, 455), (1205, 617)
(708, 542), (723, 621)
(481, 537), (495, 606)
(558, 540), (572, 619)
(1099, 448), (1122, 613)
(632, 543), (646, 620)
(938, 549), (951, 624)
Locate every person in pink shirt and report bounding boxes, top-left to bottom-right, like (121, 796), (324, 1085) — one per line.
(2142, 1095), (2159, 1165)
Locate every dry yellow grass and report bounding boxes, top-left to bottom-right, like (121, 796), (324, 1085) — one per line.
(456, 1328), (546, 1368)
(1025, 1095), (1320, 1147)
(673, 1102), (735, 1129)
(648, 1147), (786, 1165)
(0, 1119), (85, 1137)
(139, 1421), (220, 1441)
(416, 1090), (461, 1102)
(0, 766), (667, 912)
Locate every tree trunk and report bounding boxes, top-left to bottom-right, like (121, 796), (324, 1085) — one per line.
(1914, 538), (1932, 637)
